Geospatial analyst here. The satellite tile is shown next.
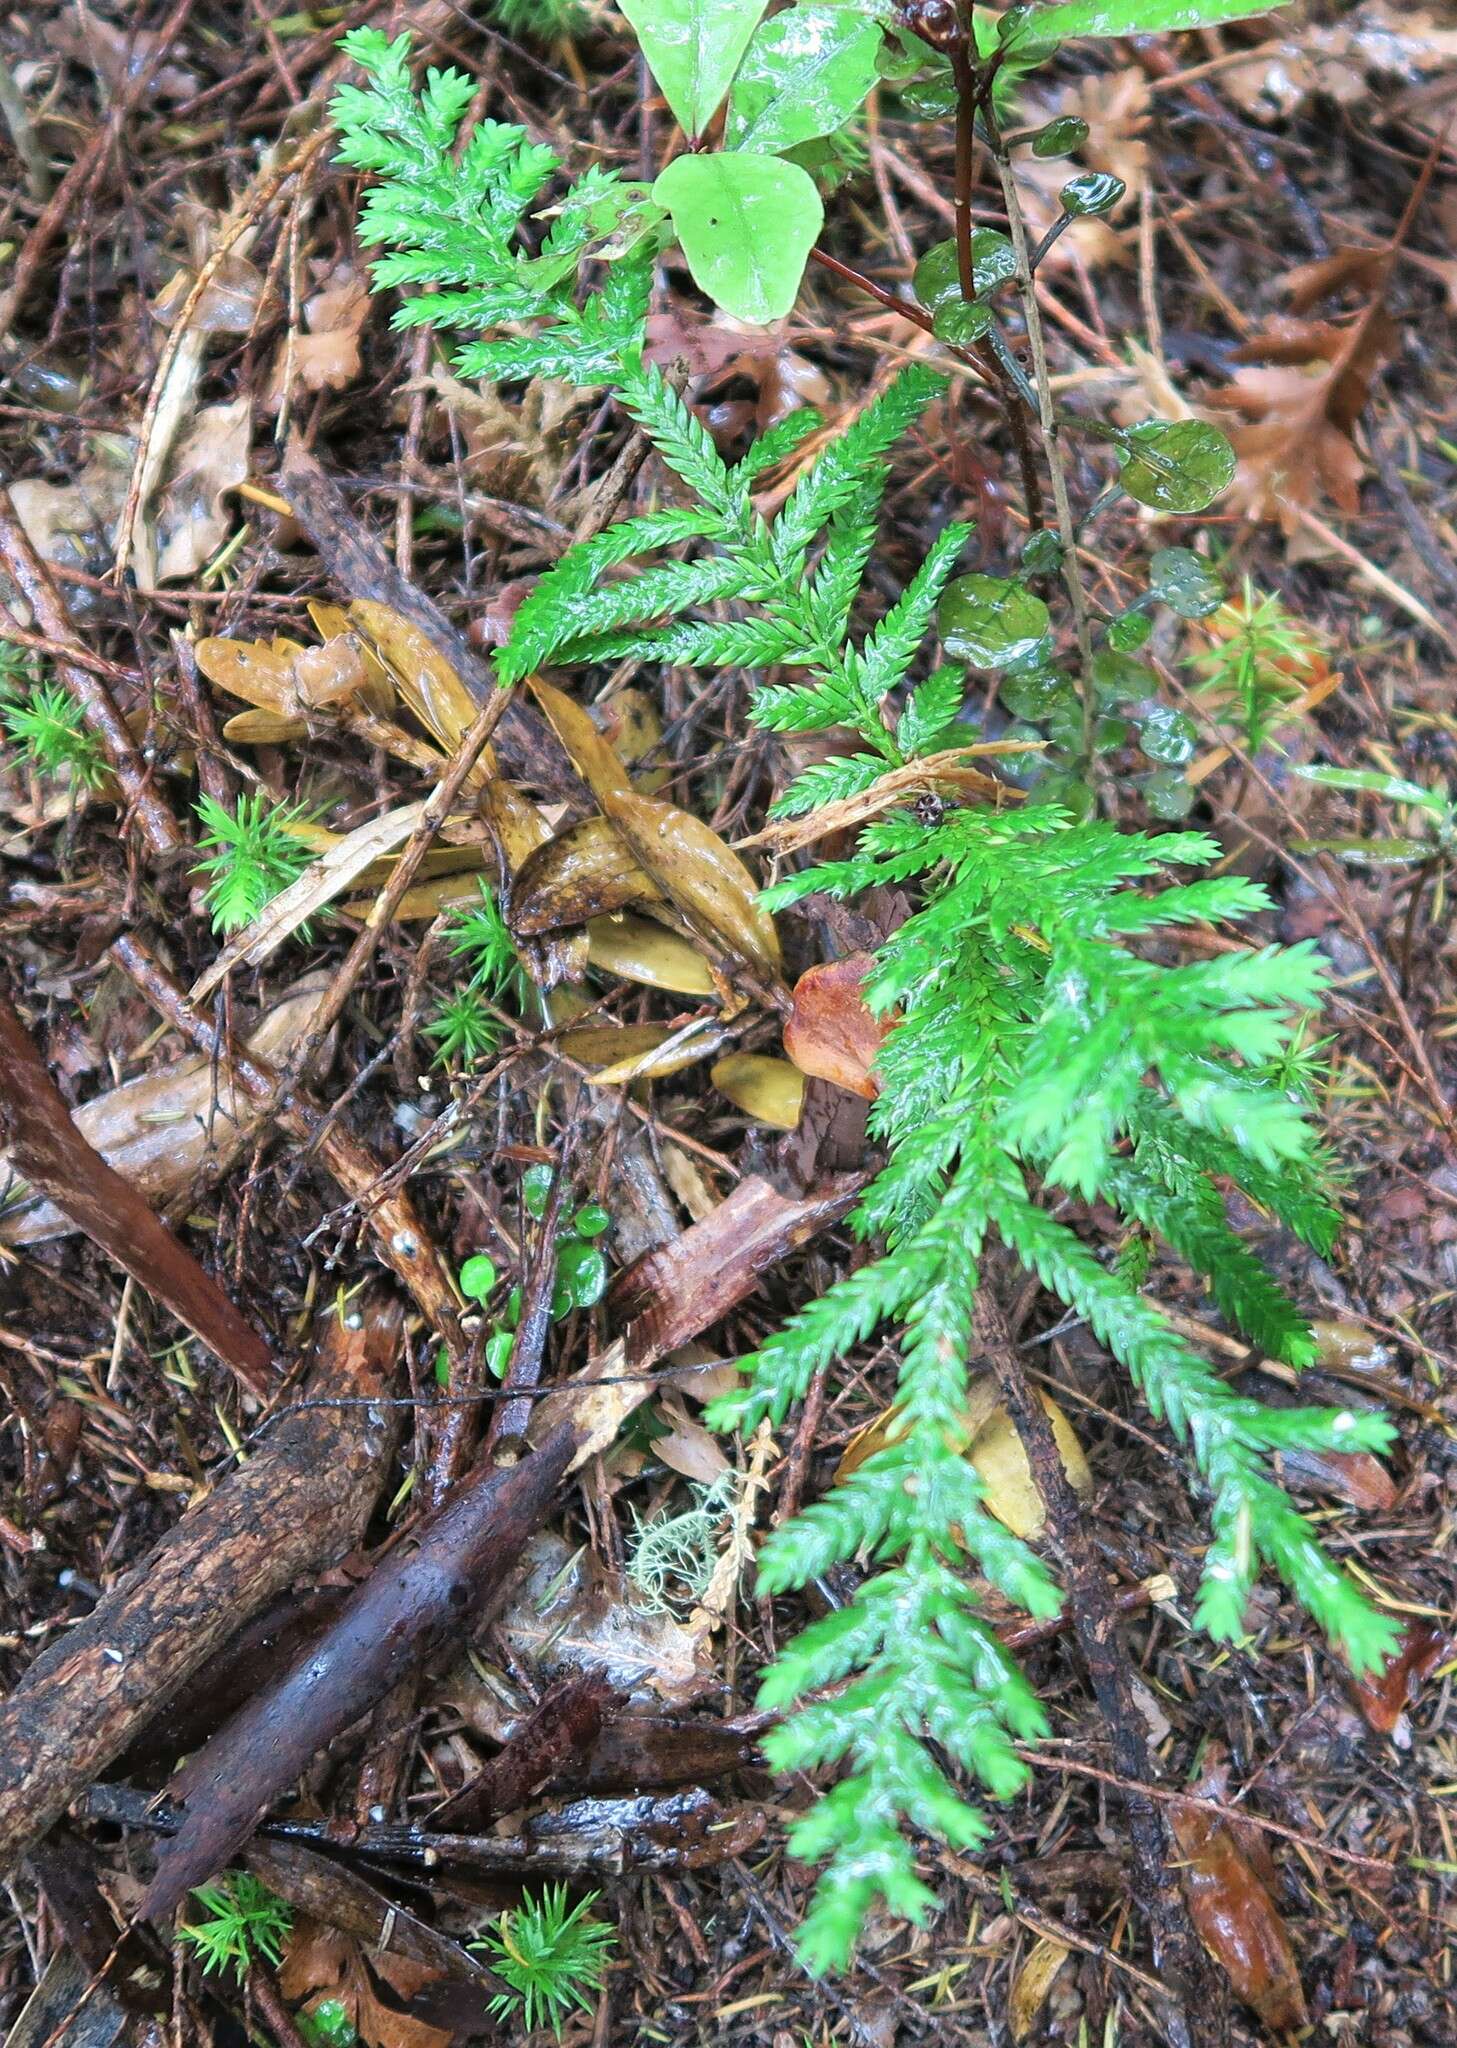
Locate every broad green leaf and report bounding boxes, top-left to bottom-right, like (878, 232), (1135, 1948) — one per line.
(940, 575), (1052, 671)
(1150, 545), (1222, 618)
(727, 4), (883, 156)
(913, 232), (1017, 314)
(653, 152), (823, 322)
(1118, 420), (1235, 514)
(1292, 835), (1432, 867)
(1020, 0), (1287, 45)
(1138, 703), (1197, 765)
(1060, 171), (1125, 217)
(619, 0), (768, 138)
(1031, 115), (1088, 158)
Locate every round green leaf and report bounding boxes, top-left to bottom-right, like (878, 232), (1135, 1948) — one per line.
(522, 1162), (553, 1219)
(573, 1202), (612, 1238)
(913, 230), (1017, 315)
(1141, 768), (1195, 820)
(553, 1238), (609, 1315)
(940, 574), (1052, 671)
(932, 299), (992, 346)
(727, 5), (883, 156)
(485, 1328), (514, 1378)
(1107, 609), (1151, 653)
(1031, 115), (1089, 159)
(1021, 528), (1064, 574)
(901, 74), (959, 117)
(1149, 546), (1222, 619)
(653, 151), (824, 323)
(1091, 651), (1155, 706)
(1001, 666), (1073, 721)
(458, 1254), (498, 1303)
(1118, 420), (1236, 514)
(1139, 703), (1197, 765)
(1060, 171), (1126, 218)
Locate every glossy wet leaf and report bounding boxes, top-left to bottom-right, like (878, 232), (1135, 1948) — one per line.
(726, 4), (883, 156)
(1295, 764), (1449, 816)
(1139, 703), (1197, 765)
(1107, 610), (1151, 653)
(557, 1023), (672, 1071)
(619, 0), (767, 137)
(914, 232), (1017, 313)
(1118, 419), (1236, 514)
(783, 954), (887, 1100)
(589, 1015), (732, 1084)
(653, 152), (823, 324)
(585, 913), (718, 996)
(554, 1238), (609, 1313)
(1292, 835), (1431, 868)
(1150, 545), (1223, 618)
(1031, 115), (1088, 158)
(574, 1204), (611, 1238)
(940, 574), (1052, 672)
(1021, 0), (1284, 43)
(710, 1052), (805, 1128)
(522, 1163), (553, 1219)
(1141, 767), (1195, 819)
(1168, 1794), (1308, 2032)
(1010, 1936), (1073, 2043)
(1060, 170), (1126, 217)
(1001, 667), (1074, 722)
(510, 815), (663, 935)
(347, 600), (489, 774)
(1021, 528), (1063, 573)
(932, 299), (993, 346)
(1348, 1621), (1454, 1735)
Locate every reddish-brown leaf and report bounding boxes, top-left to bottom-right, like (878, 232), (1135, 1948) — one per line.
(783, 955), (889, 1101)
(1169, 1801), (1308, 2032)
(1347, 1621), (1454, 1735)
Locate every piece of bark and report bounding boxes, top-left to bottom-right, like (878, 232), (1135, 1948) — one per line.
(278, 442), (571, 800)
(141, 1423), (579, 1921)
(431, 1670), (621, 1832)
(242, 1838), (494, 1985)
(0, 992), (277, 1400)
(0, 1295), (401, 1876)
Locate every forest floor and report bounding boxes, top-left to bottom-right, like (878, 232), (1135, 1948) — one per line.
(2, 3), (1457, 2046)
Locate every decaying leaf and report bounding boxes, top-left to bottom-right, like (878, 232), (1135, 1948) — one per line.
(267, 265), (370, 409)
(740, 743), (1033, 854)
(1347, 1620), (1454, 1737)
(0, 979), (331, 1244)
(279, 1922), (449, 2048)
(1009, 1934), (1073, 2045)
(1207, 306), (1396, 531)
(5, 438), (131, 586)
(589, 1017), (732, 1086)
(493, 1529), (711, 1704)
(1169, 1790), (1308, 2033)
(585, 914), (717, 997)
(837, 1375), (1091, 1540)
(783, 954), (888, 1100)
(557, 1024), (673, 1071)
(348, 600), (491, 782)
(652, 1395), (731, 1485)
(152, 397), (252, 585)
(710, 1052), (805, 1130)
(510, 815), (663, 935)
(530, 678), (782, 981)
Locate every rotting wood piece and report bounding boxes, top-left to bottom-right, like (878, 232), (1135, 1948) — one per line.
(0, 991), (277, 1400)
(0, 1295), (402, 1877)
(141, 1424), (581, 1921)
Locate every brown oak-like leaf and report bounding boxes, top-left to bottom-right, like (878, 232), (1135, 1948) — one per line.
(1169, 1799), (1307, 2032)
(783, 954), (888, 1100)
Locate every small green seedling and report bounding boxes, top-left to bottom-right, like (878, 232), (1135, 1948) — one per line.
(298, 1998), (359, 2048)
(176, 1872), (292, 1979)
(459, 1254), (499, 1303)
(429, 882), (521, 1069)
(473, 1884), (614, 2037)
(193, 793), (314, 935)
(2, 676), (108, 790)
(1191, 581), (1324, 757)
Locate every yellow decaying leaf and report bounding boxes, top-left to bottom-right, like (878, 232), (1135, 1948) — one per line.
(710, 1053), (805, 1130)
(530, 677), (781, 980)
(1010, 1936), (1074, 2044)
(556, 1024), (673, 1070)
(836, 1375), (1091, 1540)
(347, 599), (492, 783)
(590, 1016), (733, 1086)
(584, 914), (717, 996)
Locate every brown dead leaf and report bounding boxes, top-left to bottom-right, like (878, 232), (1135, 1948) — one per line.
(498, 1530), (711, 1702)
(1208, 307), (1396, 531)
(1284, 244), (1394, 316)
(280, 1921), (449, 2048)
(837, 1377), (1090, 1540)
(740, 743), (1032, 854)
(267, 268), (370, 410)
(1275, 1441), (1397, 1511)
(347, 600), (491, 779)
(530, 677), (781, 981)
(783, 954), (888, 1101)
(1347, 1621), (1455, 1736)
(152, 397), (251, 584)
(1010, 1935), (1073, 2044)
(6, 439), (131, 583)
(652, 1395), (731, 1485)
(1170, 1794), (1307, 2032)
(510, 815), (663, 935)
